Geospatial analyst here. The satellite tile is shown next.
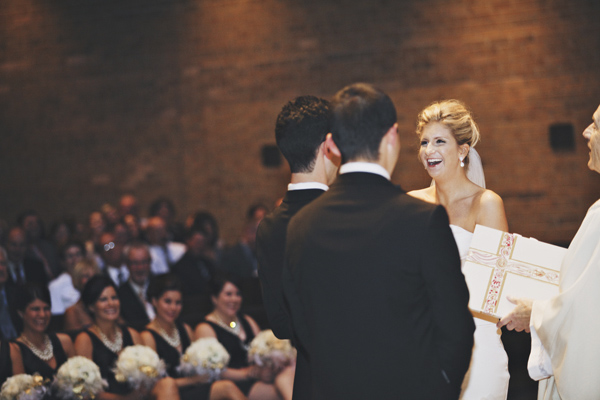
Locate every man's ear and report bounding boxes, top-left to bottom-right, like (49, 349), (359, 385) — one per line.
(385, 124), (400, 150)
(324, 133), (342, 162)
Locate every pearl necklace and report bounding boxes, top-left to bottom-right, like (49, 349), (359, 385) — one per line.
(214, 313), (241, 335)
(20, 335), (53, 361)
(94, 326), (123, 353)
(155, 325), (181, 348)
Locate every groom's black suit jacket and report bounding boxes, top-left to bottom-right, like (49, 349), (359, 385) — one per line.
(283, 172), (475, 400)
(256, 188), (324, 400)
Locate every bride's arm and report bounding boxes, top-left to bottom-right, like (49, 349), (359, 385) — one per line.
(477, 190), (508, 231)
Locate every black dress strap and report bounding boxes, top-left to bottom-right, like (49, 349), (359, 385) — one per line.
(15, 333), (67, 381)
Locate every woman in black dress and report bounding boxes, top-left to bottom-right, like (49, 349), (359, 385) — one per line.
(141, 273), (245, 400)
(74, 275), (179, 400)
(194, 275), (294, 400)
(11, 283), (74, 380)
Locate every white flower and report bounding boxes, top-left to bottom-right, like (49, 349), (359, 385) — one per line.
(0, 374), (47, 400)
(178, 338), (230, 380)
(113, 345), (166, 391)
(248, 330), (296, 370)
(53, 356), (107, 400)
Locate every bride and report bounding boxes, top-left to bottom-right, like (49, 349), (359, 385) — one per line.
(408, 99), (510, 400)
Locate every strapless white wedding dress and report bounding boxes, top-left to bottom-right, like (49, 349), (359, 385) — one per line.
(451, 225), (510, 400)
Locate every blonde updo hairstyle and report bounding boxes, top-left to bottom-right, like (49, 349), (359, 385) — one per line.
(416, 100), (480, 166)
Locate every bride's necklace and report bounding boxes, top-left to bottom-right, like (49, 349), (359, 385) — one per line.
(94, 325), (123, 353)
(20, 334), (53, 361)
(155, 324), (180, 348)
(214, 313), (241, 335)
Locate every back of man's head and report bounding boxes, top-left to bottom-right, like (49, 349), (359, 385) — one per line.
(275, 95), (331, 173)
(331, 83), (397, 164)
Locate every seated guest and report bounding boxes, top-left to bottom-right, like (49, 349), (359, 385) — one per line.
(186, 211), (223, 265)
(0, 246), (18, 340)
(99, 231), (128, 286)
(6, 226), (48, 287)
(141, 273), (246, 400)
(48, 241), (86, 316)
(149, 197), (186, 244)
(63, 259), (100, 332)
(18, 210), (60, 279)
(118, 242), (155, 332)
(11, 283), (75, 380)
(195, 275), (294, 400)
(74, 275), (179, 400)
(172, 225), (215, 326)
(145, 216), (186, 275)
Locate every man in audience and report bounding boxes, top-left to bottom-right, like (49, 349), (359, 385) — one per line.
(172, 224), (215, 325)
(145, 216), (186, 275)
(0, 246), (18, 340)
(18, 210), (60, 279)
(5, 226), (48, 287)
(282, 83), (474, 399)
(256, 95), (339, 400)
(118, 242), (155, 331)
(99, 231), (129, 286)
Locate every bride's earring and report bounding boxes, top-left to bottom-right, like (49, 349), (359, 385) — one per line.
(459, 157), (465, 168)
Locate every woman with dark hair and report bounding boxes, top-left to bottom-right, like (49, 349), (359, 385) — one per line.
(11, 283), (75, 380)
(194, 275), (294, 400)
(74, 275), (180, 400)
(141, 273), (246, 400)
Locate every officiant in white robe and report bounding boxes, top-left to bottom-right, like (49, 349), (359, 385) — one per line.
(499, 104), (600, 399)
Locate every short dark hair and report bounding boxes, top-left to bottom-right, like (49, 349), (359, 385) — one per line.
(208, 273), (242, 298)
(275, 96), (331, 173)
(148, 197), (176, 217)
(16, 283), (51, 313)
(59, 240), (85, 261)
(147, 273), (182, 302)
(80, 275), (118, 314)
(331, 83), (397, 163)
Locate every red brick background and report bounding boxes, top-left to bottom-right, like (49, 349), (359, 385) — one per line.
(1, 0), (599, 245)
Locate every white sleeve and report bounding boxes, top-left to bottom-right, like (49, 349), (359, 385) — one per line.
(528, 323), (553, 380)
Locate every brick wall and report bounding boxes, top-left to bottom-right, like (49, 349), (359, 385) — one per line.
(1, 0), (599, 245)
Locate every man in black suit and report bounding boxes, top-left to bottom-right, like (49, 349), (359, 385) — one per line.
(172, 225), (215, 326)
(118, 242), (154, 331)
(282, 83), (475, 400)
(0, 247), (18, 340)
(256, 95), (340, 399)
(5, 226), (48, 287)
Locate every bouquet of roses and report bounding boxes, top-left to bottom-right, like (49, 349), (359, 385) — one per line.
(178, 337), (230, 381)
(0, 374), (47, 400)
(247, 330), (296, 371)
(113, 345), (166, 390)
(53, 356), (107, 400)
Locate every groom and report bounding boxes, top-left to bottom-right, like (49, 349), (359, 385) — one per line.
(282, 83), (475, 399)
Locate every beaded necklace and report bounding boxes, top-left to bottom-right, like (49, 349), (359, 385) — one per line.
(19, 334), (53, 361)
(93, 325), (123, 353)
(155, 324), (181, 349)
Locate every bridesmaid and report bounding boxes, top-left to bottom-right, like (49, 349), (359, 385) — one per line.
(11, 283), (75, 380)
(74, 275), (179, 400)
(141, 273), (246, 400)
(194, 275), (294, 400)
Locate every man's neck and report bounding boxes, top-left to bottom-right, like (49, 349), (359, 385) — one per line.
(290, 172), (328, 185)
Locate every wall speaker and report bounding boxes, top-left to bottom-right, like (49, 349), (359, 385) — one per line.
(261, 144), (282, 167)
(549, 123), (575, 152)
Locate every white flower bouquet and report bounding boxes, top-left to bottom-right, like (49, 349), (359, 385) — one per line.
(178, 337), (230, 380)
(113, 345), (166, 390)
(53, 356), (107, 400)
(248, 330), (296, 370)
(0, 374), (47, 400)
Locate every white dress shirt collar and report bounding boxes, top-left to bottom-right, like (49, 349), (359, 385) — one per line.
(288, 182), (329, 191)
(339, 162), (390, 181)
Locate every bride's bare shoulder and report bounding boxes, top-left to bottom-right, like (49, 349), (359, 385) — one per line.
(477, 189), (508, 230)
(407, 187), (436, 204)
